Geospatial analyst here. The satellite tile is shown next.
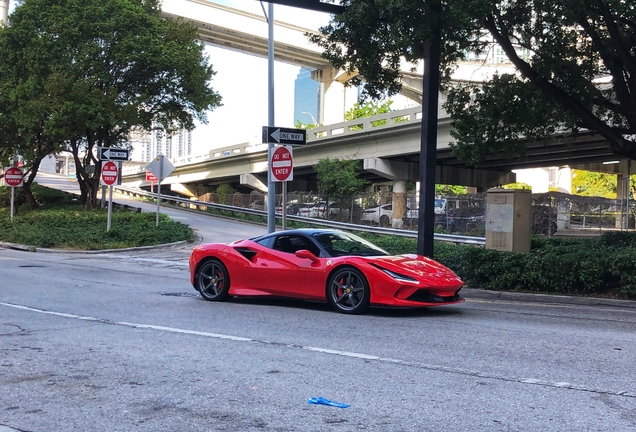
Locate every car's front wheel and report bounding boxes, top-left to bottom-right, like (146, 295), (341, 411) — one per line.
(327, 267), (370, 314)
(195, 258), (231, 301)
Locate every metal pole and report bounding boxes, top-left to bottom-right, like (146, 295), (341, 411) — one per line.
(107, 186), (113, 231)
(282, 181), (287, 230)
(417, 0), (442, 257)
(266, 2), (276, 233)
(627, 160), (631, 231)
(156, 155), (163, 227)
(10, 186), (14, 221)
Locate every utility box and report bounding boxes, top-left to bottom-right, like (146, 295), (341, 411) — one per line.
(486, 188), (532, 253)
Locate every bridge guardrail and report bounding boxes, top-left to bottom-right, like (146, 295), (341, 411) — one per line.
(114, 185), (486, 246)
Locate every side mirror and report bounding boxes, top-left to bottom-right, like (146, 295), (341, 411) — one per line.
(295, 249), (319, 263)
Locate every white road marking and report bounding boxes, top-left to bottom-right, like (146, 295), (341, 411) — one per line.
(1, 300), (634, 399)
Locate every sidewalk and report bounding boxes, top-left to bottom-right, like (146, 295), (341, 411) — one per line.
(462, 287), (636, 309)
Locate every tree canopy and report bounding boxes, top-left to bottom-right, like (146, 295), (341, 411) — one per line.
(0, 0), (222, 208)
(310, 0), (636, 163)
(314, 158), (368, 196)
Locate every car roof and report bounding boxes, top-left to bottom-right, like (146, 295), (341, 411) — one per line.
(251, 228), (343, 241)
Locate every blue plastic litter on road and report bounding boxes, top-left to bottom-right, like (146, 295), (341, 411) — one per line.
(307, 397), (350, 408)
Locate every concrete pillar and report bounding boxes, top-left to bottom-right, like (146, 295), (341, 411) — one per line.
(0, 0), (8, 26)
(617, 173), (626, 229)
(392, 180), (407, 228)
(240, 173), (268, 193)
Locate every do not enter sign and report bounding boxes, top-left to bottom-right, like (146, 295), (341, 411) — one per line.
(4, 167), (23, 187)
(271, 146), (293, 182)
(101, 161), (118, 186)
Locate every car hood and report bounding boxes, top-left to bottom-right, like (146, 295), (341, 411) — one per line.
(369, 254), (461, 282)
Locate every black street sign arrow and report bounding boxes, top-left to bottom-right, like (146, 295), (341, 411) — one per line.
(99, 147), (130, 161)
(262, 126), (307, 146)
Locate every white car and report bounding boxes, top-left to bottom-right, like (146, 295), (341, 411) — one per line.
(361, 204), (419, 226)
(360, 204), (393, 226)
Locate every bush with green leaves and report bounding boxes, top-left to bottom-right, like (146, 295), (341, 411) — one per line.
(357, 231), (636, 300)
(0, 185), (194, 250)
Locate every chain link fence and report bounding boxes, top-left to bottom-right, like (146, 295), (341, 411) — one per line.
(197, 190), (635, 237)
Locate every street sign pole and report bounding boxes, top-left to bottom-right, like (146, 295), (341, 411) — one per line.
(10, 186), (14, 221)
(100, 161), (118, 232)
(156, 155), (163, 227)
(107, 185), (113, 231)
(267, 2), (276, 234)
(282, 181), (287, 230)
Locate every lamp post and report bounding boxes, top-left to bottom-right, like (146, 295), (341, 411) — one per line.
(302, 111), (318, 125)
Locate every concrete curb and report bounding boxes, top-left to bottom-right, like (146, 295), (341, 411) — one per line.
(0, 238), (199, 254)
(462, 287), (636, 309)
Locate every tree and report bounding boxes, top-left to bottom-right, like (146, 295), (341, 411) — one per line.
(345, 100), (394, 129)
(435, 185), (468, 196)
(310, 0), (636, 163)
(313, 158), (368, 196)
(572, 170), (617, 198)
(0, 0), (222, 209)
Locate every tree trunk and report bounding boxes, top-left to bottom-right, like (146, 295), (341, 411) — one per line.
(22, 155), (45, 210)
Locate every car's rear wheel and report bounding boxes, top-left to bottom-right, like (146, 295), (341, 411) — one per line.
(379, 215), (390, 227)
(327, 267), (370, 314)
(195, 258), (231, 301)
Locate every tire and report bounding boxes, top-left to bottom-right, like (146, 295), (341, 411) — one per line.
(327, 267), (370, 315)
(195, 258), (231, 301)
(379, 215), (390, 227)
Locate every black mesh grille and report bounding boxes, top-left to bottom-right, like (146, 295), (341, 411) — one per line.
(406, 290), (462, 303)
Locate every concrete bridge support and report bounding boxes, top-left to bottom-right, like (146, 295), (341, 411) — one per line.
(0, 0), (8, 26)
(615, 160), (633, 229)
(392, 180), (407, 228)
(363, 158), (417, 228)
(240, 174), (268, 193)
(170, 183), (219, 200)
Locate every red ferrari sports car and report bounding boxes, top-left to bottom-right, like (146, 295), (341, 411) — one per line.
(189, 229), (464, 314)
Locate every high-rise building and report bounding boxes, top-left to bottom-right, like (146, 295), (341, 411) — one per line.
(128, 127), (193, 163)
(293, 67), (320, 126)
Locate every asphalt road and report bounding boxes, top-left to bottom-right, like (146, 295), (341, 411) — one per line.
(1, 176), (635, 431)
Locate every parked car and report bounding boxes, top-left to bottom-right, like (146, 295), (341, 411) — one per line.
(249, 200), (265, 210)
(362, 204), (417, 227)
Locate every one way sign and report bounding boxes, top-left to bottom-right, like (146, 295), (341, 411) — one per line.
(262, 126), (307, 146)
(98, 147), (130, 161)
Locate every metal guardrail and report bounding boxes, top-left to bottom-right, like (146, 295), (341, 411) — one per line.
(114, 185), (486, 246)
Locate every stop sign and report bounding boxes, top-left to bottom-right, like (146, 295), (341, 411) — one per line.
(101, 161), (118, 186)
(4, 167), (23, 187)
(271, 146), (293, 182)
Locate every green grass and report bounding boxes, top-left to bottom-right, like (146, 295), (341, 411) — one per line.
(0, 185), (194, 250)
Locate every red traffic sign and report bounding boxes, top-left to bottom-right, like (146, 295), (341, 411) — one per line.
(146, 171), (158, 182)
(271, 146), (293, 182)
(4, 167), (23, 187)
(101, 161), (118, 186)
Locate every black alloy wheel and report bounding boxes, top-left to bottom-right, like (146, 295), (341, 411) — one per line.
(195, 259), (231, 301)
(327, 267), (370, 314)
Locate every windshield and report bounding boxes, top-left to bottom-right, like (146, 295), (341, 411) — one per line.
(434, 199), (445, 208)
(312, 232), (388, 257)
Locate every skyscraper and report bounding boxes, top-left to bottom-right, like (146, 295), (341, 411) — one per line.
(293, 67), (320, 126)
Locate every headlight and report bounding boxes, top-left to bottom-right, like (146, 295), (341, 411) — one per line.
(377, 267), (419, 283)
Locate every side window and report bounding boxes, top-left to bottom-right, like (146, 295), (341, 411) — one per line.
(254, 236), (274, 248)
(274, 235), (321, 256)
(274, 236), (297, 254)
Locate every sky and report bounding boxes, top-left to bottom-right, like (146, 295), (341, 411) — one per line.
(192, 1), (332, 154)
